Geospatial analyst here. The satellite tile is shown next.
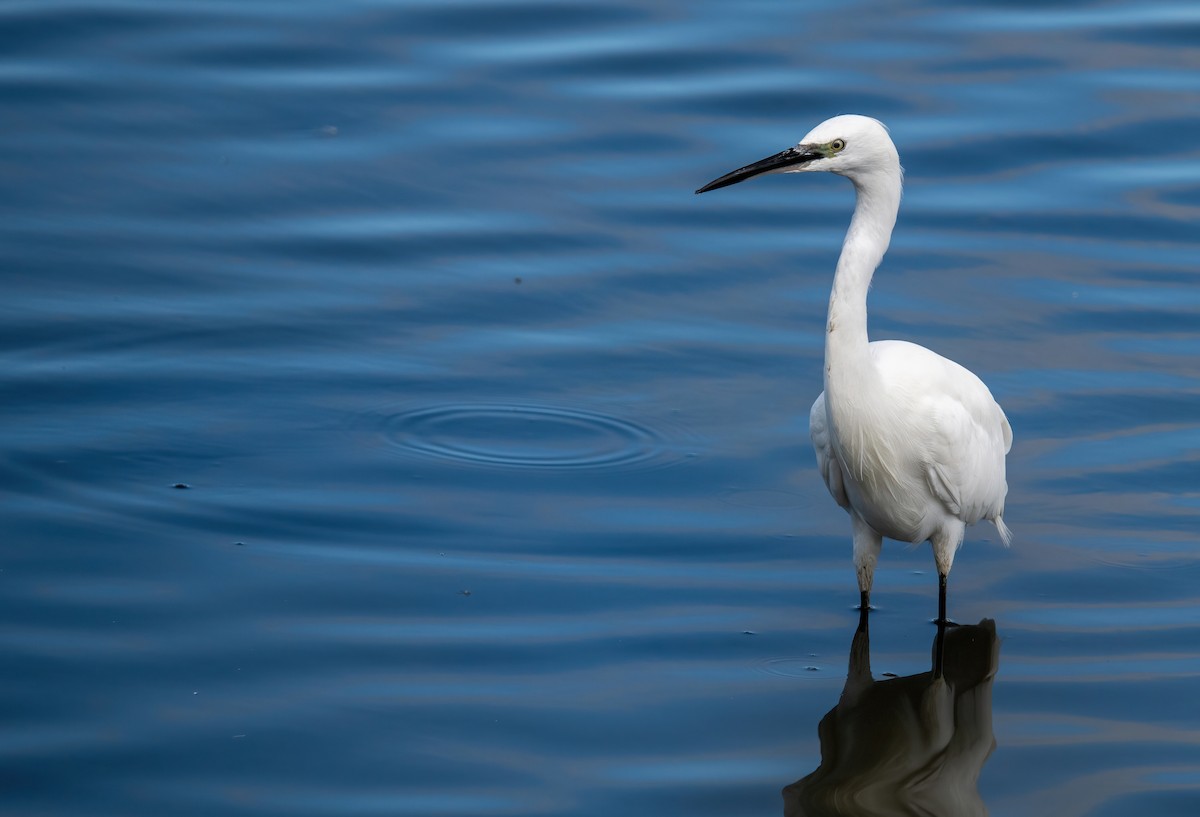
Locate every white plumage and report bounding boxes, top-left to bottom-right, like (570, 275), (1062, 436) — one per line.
(697, 115), (1012, 620)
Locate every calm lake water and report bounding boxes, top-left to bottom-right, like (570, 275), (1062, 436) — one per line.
(3, 1), (1199, 815)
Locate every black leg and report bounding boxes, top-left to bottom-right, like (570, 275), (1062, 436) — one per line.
(933, 616), (947, 679)
(856, 599), (869, 634)
(858, 589), (870, 612)
(937, 573), (947, 625)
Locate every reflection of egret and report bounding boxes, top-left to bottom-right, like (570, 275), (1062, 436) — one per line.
(696, 116), (1012, 621)
(783, 617), (1000, 816)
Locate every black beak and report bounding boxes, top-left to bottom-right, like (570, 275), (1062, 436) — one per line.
(695, 145), (823, 194)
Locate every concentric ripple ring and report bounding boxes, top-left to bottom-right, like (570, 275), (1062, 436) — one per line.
(382, 402), (680, 471)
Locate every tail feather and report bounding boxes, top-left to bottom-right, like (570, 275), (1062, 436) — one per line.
(994, 515), (1013, 547)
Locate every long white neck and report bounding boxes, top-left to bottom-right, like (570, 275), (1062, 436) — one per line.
(824, 170), (902, 396)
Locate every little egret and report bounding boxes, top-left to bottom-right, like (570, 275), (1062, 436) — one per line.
(696, 115), (1012, 622)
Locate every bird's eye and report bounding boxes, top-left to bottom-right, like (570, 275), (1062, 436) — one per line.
(830, 139), (846, 153)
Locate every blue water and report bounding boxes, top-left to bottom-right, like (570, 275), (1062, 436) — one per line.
(3, 1), (1199, 815)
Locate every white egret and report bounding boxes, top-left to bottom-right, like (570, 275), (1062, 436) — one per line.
(696, 115), (1012, 622)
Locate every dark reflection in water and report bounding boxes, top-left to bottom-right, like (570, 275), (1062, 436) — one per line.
(784, 619), (999, 817)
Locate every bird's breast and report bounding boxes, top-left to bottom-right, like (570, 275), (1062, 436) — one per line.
(827, 395), (937, 541)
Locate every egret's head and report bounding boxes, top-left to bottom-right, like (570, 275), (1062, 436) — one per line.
(695, 114), (900, 194)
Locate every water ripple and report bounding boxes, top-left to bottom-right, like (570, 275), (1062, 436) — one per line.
(755, 656), (835, 681)
(380, 402), (688, 471)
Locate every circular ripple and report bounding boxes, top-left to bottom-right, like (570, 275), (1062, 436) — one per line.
(382, 402), (687, 471)
(756, 657), (833, 680)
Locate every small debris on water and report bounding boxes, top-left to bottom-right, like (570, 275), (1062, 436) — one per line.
(233, 542), (246, 547)
(318, 125), (339, 137)
(805, 666), (820, 672)
(514, 276), (522, 284)
(742, 630), (756, 635)
(459, 589), (472, 596)
(173, 483), (190, 489)
(882, 672), (898, 678)
(232, 734), (246, 739)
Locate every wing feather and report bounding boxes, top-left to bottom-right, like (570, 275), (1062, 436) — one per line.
(810, 392), (851, 510)
(869, 341), (1011, 528)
